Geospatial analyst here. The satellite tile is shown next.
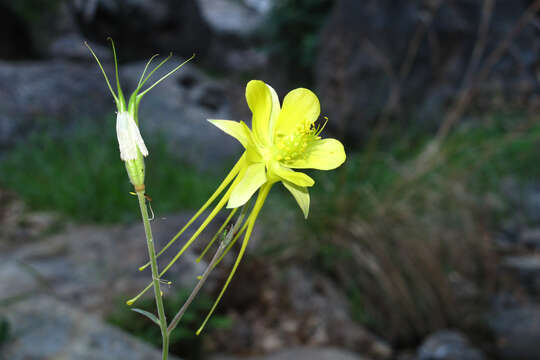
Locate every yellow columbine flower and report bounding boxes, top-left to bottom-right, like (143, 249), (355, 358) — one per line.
(210, 80), (345, 216)
(130, 80), (345, 333)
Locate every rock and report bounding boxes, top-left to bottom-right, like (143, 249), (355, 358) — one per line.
(417, 330), (484, 360)
(77, 0), (212, 61)
(0, 190), (59, 246)
(0, 211), (221, 314)
(502, 255), (540, 297)
(222, 48), (269, 73)
(315, 0), (540, 143)
(521, 184), (540, 223)
(48, 33), (111, 61)
(489, 305), (540, 360)
(211, 347), (370, 360)
(520, 228), (540, 250)
(0, 295), (182, 359)
(197, 0), (265, 38)
(0, 60), (113, 148)
(197, 0), (270, 74)
(209, 264), (391, 359)
(285, 267), (392, 359)
(0, 262), (39, 302)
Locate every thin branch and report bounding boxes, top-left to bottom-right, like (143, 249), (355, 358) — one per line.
(166, 203), (250, 335)
(459, 0), (495, 92)
(167, 240), (226, 335)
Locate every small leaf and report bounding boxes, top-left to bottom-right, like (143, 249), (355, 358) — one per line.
(131, 308), (159, 325)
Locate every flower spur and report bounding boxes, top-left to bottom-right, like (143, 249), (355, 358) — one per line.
(129, 80), (346, 333)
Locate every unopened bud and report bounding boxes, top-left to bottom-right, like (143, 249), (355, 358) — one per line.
(116, 111), (148, 188)
(116, 111), (148, 161)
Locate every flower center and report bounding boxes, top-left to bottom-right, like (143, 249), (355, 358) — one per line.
(274, 118), (327, 164)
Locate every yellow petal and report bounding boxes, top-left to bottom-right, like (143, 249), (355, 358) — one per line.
(228, 162), (267, 208)
(246, 80), (272, 146)
(282, 181), (310, 219)
(287, 138), (346, 170)
(275, 88), (320, 136)
(269, 161), (314, 187)
(266, 83), (281, 141)
(237, 121), (263, 163)
(208, 120), (251, 148)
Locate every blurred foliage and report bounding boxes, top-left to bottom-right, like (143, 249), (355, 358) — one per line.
(0, 119), (219, 223)
(262, 0), (335, 85)
(8, 0), (62, 24)
(317, 111), (540, 343)
(259, 110), (540, 344)
(108, 288), (231, 360)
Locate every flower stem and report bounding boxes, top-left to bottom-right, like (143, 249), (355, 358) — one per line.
(136, 190), (169, 360)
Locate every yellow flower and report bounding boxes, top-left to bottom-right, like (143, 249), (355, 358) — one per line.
(210, 80), (346, 217)
(129, 80), (345, 333)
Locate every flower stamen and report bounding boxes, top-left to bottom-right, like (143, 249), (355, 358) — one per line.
(275, 117), (328, 164)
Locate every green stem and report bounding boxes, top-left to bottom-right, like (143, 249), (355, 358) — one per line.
(136, 190), (169, 360)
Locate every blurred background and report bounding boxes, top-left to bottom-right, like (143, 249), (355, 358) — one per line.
(0, 0), (539, 359)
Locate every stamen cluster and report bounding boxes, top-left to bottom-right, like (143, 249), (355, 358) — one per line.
(275, 118), (326, 164)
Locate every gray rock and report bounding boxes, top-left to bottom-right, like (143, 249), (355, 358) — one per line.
(197, 0), (264, 37)
(223, 48), (269, 73)
(244, 0), (272, 14)
(0, 262), (39, 302)
(211, 347), (370, 360)
(489, 306), (540, 360)
(0, 60), (113, 148)
(0, 295), (181, 360)
(417, 330), (484, 360)
(502, 255), (540, 297)
(0, 191), (55, 245)
(520, 227), (540, 250)
(211, 264), (391, 359)
(48, 33), (111, 61)
(523, 188), (540, 223)
(284, 268), (391, 359)
(0, 211), (221, 314)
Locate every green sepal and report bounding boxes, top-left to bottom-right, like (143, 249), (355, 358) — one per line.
(125, 151), (146, 187)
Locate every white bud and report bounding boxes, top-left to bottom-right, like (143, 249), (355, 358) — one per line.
(116, 111), (149, 161)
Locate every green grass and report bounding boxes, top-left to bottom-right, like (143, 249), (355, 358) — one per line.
(0, 119), (220, 223)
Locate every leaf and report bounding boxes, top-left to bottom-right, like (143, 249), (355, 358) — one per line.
(131, 308), (159, 326)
